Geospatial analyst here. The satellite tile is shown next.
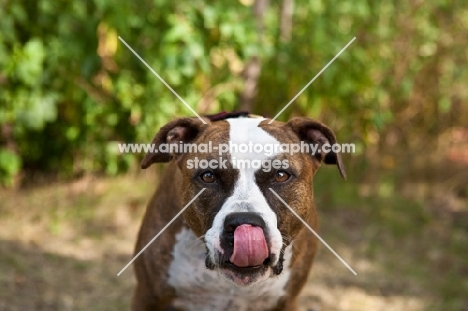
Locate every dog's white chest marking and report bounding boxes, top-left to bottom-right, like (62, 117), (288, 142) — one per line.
(168, 228), (292, 311)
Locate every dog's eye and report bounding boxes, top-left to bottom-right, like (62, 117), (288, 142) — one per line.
(274, 170), (290, 183)
(200, 171), (216, 183)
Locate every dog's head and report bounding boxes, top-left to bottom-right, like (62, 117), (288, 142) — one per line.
(141, 115), (346, 286)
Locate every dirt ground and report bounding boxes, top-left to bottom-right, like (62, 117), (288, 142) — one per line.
(0, 170), (467, 311)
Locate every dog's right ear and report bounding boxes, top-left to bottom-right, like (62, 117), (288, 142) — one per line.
(141, 117), (210, 169)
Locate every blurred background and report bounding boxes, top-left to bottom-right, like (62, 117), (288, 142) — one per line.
(0, 0), (467, 310)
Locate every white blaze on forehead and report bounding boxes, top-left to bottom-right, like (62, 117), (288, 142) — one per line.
(226, 117), (281, 161)
(204, 117), (284, 268)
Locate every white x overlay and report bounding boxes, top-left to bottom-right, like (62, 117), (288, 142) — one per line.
(117, 35), (357, 276)
(117, 188), (206, 276)
(269, 188), (357, 275)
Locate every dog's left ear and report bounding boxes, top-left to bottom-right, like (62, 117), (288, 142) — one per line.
(286, 117), (347, 179)
(141, 117), (210, 169)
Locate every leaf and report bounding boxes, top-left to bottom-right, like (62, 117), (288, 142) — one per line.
(0, 149), (21, 186)
(15, 38), (45, 86)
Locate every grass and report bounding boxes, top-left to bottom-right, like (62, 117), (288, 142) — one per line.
(310, 165), (468, 311)
(0, 174), (151, 311)
(0, 165), (466, 311)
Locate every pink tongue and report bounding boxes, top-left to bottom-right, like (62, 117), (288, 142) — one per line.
(230, 224), (269, 268)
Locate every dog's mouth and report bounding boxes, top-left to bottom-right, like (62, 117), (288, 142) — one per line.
(219, 261), (270, 286)
(229, 224), (269, 266)
(205, 251), (285, 286)
(205, 224), (285, 286)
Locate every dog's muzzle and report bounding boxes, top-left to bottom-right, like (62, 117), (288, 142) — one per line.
(205, 212), (285, 278)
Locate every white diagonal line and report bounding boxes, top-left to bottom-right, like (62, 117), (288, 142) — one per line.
(269, 188), (357, 275)
(118, 36), (207, 124)
(268, 37), (356, 124)
(117, 188), (206, 276)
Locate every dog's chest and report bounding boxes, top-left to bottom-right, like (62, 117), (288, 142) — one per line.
(167, 227), (292, 311)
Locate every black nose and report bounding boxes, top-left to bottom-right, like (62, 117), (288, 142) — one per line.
(223, 212), (266, 233)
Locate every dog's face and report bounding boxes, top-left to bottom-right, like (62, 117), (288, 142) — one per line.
(142, 116), (345, 286)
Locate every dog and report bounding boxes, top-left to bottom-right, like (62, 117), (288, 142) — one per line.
(131, 112), (346, 311)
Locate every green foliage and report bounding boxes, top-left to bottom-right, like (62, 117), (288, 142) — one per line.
(0, 149), (21, 186)
(0, 0), (466, 185)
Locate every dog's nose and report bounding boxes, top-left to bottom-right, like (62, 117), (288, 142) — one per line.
(223, 212), (266, 232)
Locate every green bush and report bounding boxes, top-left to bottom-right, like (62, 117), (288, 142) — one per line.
(1, 0), (466, 185)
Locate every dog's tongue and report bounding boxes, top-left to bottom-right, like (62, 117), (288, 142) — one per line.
(230, 224), (269, 267)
